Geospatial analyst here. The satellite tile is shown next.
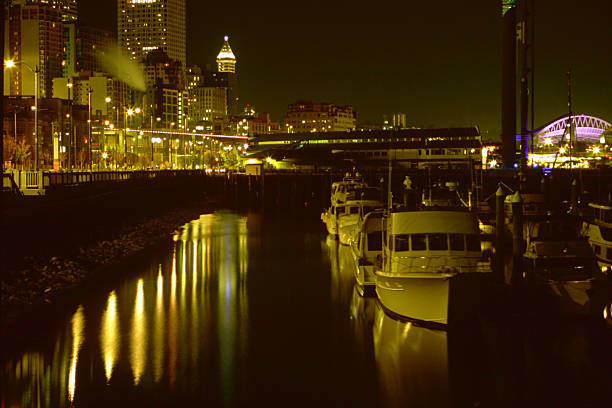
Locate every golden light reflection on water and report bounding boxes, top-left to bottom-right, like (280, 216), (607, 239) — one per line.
(130, 279), (147, 385)
(68, 305), (85, 402)
(100, 291), (120, 382)
(373, 305), (450, 407)
(154, 265), (165, 383)
(191, 239), (199, 368)
(4, 213), (252, 406)
(169, 247), (178, 386)
(216, 215), (249, 405)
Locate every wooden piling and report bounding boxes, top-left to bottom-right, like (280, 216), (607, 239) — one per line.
(495, 185), (505, 283)
(511, 191), (523, 291)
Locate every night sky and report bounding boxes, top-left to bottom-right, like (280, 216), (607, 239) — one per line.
(82, 0), (611, 140)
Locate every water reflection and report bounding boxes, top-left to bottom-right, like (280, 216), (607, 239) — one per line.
(2, 212), (250, 406)
(100, 290), (119, 382)
(2, 213), (610, 407)
(373, 305), (451, 407)
(154, 267), (164, 383)
(130, 279), (147, 385)
(68, 305), (85, 402)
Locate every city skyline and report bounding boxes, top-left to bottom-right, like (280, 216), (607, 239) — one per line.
(79, 0), (609, 139)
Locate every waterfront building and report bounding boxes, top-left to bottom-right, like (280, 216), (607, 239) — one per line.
(3, 0), (63, 98)
(283, 100), (357, 133)
(382, 113), (407, 130)
(234, 111), (280, 137)
(117, 0), (186, 66)
(245, 113), (280, 136)
(188, 87), (227, 128)
(62, 23), (115, 78)
(141, 50), (185, 129)
(52, 72), (128, 122)
(248, 127), (483, 169)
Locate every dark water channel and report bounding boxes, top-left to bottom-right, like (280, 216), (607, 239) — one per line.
(2, 211), (611, 407)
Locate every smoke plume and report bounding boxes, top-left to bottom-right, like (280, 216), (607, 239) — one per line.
(97, 45), (147, 91)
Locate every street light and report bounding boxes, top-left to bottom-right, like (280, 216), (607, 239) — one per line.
(5, 59), (40, 170)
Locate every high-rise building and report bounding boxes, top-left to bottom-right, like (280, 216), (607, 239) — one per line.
(283, 101), (356, 133)
(62, 23), (115, 78)
(11, 0), (78, 21)
(206, 36), (238, 116)
(117, 0), (186, 66)
(216, 36), (236, 73)
(140, 50), (187, 129)
(4, 0), (63, 98)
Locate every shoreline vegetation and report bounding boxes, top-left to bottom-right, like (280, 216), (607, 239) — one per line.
(1, 198), (218, 329)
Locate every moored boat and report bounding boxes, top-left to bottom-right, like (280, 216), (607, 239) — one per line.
(322, 185), (383, 241)
(375, 209), (491, 327)
(350, 209), (384, 295)
(330, 173), (368, 206)
(523, 219), (610, 317)
(581, 202), (612, 274)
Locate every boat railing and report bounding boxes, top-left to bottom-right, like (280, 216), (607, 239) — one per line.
(388, 255), (490, 273)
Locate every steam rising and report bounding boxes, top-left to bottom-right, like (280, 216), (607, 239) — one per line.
(97, 45), (147, 91)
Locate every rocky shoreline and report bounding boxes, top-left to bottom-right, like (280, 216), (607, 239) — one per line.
(1, 199), (218, 329)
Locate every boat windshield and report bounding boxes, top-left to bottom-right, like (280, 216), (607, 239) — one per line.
(390, 233), (480, 252)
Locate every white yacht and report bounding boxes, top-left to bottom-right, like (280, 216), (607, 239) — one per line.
(322, 186), (383, 241)
(350, 209), (384, 295)
(337, 188), (383, 245)
(375, 209), (491, 326)
(330, 173), (368, 206)
(581, 202), (612, 273)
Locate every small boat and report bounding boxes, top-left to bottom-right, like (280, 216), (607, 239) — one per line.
(581, 202), (612, 273)
(375, 208), (491, 327)
(522, 219), (610, 316)
(321, 184), (383, 241)
(330, 173), (368, 206)
(350, 209), (384, 295)
(337, 187), (383, 245)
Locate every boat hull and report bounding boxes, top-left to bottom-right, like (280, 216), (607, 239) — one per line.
(354, 263), (377, 295)
(376, 272), (487, 326)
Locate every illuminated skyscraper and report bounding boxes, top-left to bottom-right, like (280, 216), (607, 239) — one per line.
(207, 36), (238, 115)
(216, 36), (236, 73)
(117, 0), (186, 66)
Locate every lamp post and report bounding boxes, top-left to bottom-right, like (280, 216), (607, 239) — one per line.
(5, 59), (39, 170)
(123, 108), (131, 167)
(67, 81), (73, 170)
(169, 122), (175, 168)
(88, 86), (92, 171)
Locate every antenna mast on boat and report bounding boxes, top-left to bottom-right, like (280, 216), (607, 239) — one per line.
(387, 146), (392, 211)
(567, 69), (573, 170)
